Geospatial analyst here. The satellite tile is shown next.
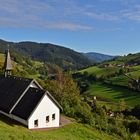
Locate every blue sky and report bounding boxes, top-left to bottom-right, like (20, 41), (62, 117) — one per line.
(0, 0), (140, 55)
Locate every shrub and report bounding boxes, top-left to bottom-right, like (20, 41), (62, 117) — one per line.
(75, 102), (94, 125)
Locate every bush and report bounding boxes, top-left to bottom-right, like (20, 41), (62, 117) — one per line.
(75, 102), (94, 125)
(124, 120), (140, 134)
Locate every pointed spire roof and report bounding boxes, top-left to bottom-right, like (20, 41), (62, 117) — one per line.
(4, 49), (13, 70)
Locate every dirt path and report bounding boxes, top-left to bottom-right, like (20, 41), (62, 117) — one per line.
(60, 115), (72, 126)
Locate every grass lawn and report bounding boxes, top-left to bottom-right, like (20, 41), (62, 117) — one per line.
(0, 114), (119, 140)
(80, 66), (120, 78)
(80, 66), (101, 74)
(97, 101), (119, 111)
(33, 60), (44, 66)
(0, 53), (5, 62)
(107, 76), (129, 87)
(129, 70), (140, 78)
(0, 53), (5, 68)
(86, 82), (140, 107)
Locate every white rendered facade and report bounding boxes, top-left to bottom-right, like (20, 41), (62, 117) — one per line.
(28, 94), (60, 129)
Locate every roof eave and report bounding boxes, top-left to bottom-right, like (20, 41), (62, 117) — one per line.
(46, 91), (63, 111)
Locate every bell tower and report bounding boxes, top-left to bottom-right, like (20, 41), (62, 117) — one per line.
(4, 49), (13, 77)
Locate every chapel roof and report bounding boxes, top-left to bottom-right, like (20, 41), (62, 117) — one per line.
(0, 74), (62, 120)
(11, 87), (45, 120)
(0, 75), (32, 113)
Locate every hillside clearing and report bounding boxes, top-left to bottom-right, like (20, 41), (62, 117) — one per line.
(80, 66), (122, 79)
(86, 82), (140, 107)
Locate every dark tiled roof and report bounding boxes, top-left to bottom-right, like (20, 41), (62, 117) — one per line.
(0, 75), (32, 113)
(0, 75), (62, 121)
(12, 87), (45, 120)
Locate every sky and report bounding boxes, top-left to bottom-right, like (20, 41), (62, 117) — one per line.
(0, 0), (140, 55)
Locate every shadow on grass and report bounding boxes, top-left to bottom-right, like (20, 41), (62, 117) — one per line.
(101, 83), (140, 100)
(0, 113), (26, 128)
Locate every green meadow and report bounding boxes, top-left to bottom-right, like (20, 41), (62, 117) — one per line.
(80, 65), (140, 108)
(0, 114), (119, 140)
(80, 65), (140, 79)
(80, 66), (120, 78)
(86, 82), (140, 107)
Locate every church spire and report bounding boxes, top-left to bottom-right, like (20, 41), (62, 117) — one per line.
(4, 49), (13, 77)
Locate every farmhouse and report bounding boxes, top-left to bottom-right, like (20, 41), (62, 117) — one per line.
(0, 50), (62, 129)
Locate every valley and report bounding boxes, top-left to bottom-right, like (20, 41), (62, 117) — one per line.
(0, 40), (140, 140)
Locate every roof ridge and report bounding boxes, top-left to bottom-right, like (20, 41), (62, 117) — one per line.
(46, 91), (63, 111)
(28, 87), (45, 92)
(6, 75), (33, 81)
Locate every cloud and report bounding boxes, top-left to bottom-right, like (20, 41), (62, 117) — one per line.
(98, 27), (121, 32)
(120, 4), (140, 22)
(0, 0), (93, 31)
(1, 0), (140, 31)
(87, 1), (140, 22)
(0, 0), (86, 31)
(85, 12), (119, 21)
(123, 12), (140, 21)
(90, 0), (140, 22)
(45, 22), (92, 31)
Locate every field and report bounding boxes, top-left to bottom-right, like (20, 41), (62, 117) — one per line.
(108, 66), (140, 87)
(80, 66), (120, 78)
(0, 53), (4, 61)
(0, 114), (119, 140)
(79, 65), (140, 108)
(129, 68), (140, 78)
(80, 65), (140, 79)
(0, 53), (5, 68)
(86, 82), (140, 107)
(108, 76), (129, 87)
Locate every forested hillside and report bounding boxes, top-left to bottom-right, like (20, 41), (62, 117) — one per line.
(0, 39), (93, 70)
(84, 52), (115, 62)
(0, 50), (140, 139)
(105, 52), (140, 65)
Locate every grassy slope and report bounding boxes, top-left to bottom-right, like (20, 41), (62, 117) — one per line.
(0, 53), (4, 61)
(80, 65), (140, 79)
(80, 66), (120, 78)
(0, 115), (119, 140)
(129, 67), (140, 78)
(117, 53), (140, 63)
(103, 53), (140, 65)
(109, 66), (140, 86)
(0, 53), (5, 68)
(87, 83), (140, 107)
(108, 76), (129, 87)
(80, 66), (140, 107)
(0, 53), (43, 79)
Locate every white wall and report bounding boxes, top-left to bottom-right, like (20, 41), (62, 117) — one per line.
(28, 94), (60, 129)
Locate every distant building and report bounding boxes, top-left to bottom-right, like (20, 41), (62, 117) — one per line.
(0, 50), (62, 129)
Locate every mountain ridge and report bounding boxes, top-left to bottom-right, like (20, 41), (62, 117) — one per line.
(84, 52), (115, 62)
(0, 39), (93, 70)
